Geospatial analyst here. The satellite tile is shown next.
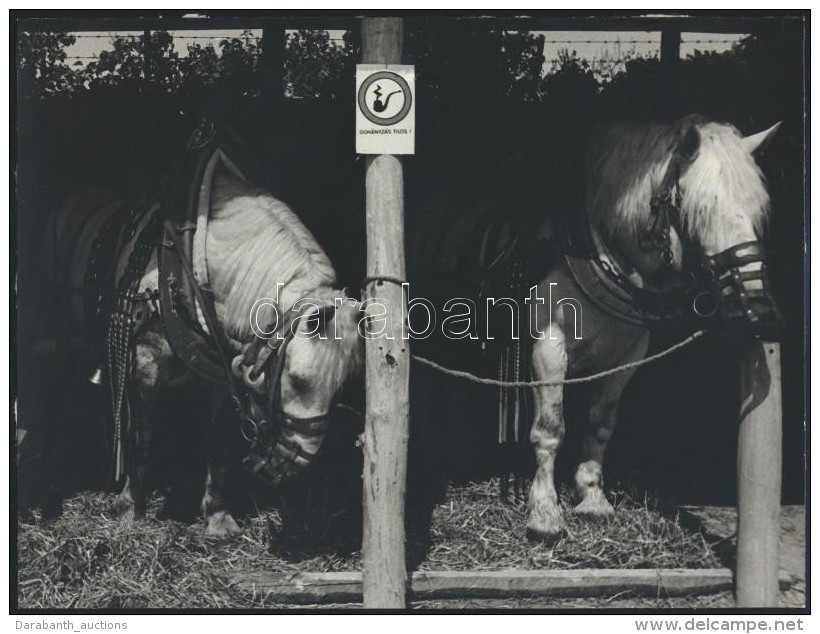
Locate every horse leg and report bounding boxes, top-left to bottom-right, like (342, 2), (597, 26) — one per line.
(115, 324), (172, 523)
(202, 390), (242, 538)
(574, 333), (649, 517)
(526, 329), (568, 542)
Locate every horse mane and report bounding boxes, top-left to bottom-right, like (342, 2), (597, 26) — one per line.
(288, 287), (365, 397)
(586, 115), (770, 247)
(205, 169), (338, 340)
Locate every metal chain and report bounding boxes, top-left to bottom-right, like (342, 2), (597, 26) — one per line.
(412, 329), (706, 387)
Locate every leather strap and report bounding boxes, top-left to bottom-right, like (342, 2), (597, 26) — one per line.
(162, 220), (237, 383)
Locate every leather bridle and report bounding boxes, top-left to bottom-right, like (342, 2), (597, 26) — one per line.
(231, 310), (334, 487)
(164, 221), (334, 486)
(635, 133), (782, 338)
(567, 129), (781, 338)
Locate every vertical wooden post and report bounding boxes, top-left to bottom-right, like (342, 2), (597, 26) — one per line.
(261, 19), (286, 104)
(361, 17), (409, 609)
(736, 341), (782, 607)
(660, 27), (681, 68)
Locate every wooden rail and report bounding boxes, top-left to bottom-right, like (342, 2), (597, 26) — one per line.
(231, 568), (794, 605)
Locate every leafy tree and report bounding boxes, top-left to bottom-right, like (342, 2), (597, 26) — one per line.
(79, 31), (181, 92)
(502, 31), (546, 102)
(16, 32), (78, 98)
(283, 29), (355, 98)
(180, 42), (220, 88)
(539, 49), (600, 107)
(216, 31), (263, 97)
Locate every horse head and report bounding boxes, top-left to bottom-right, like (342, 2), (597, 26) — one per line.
(232, 292), (364, 487)
(201, 170), (365, 486)
(587, 115), (782, 336)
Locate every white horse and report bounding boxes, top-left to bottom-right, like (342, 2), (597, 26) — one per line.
(37, 165), (363, 537)
(526, 115), (780, 541)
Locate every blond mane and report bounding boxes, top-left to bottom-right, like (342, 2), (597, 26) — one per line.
(205, 170), (338, 340)
(586, 116), (770, 247)
(203, 170), (362, 395)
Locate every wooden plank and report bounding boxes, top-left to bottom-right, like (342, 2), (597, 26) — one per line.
(490, 14), (786, 33)
(360, 17), (410, 610)
(16, 15), (359, 33)
(231, 569), (794, 604)
(17, 13), (794, 34)
(736, 341), (783, 607)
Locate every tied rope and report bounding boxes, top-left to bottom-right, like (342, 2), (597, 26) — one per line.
(412, 330), (706, 387)
(358, 274), (707, 387)
(362, 274), (408, 290)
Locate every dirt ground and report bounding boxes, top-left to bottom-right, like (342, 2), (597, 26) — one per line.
(675, 505), (806, 610)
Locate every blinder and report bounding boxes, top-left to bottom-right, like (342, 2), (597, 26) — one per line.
(698, 240), (782, 339)
(636, 129), (782, 339)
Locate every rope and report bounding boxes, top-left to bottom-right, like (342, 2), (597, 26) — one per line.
(362, 275), (407, 289)
(412, 329), (706, 387)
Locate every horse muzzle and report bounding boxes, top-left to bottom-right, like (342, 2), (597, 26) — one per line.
(241, 412), (330, 487)
(698, 240), (782, 340)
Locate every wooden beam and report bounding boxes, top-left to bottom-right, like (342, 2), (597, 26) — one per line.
(260, 18), (287, 103)
(660, 27), (681, 68)
(17, 13), (797, 34)
(231, 569), (794, 605)
(360, 17), (410, 610)
(16, 15), (359, 33)
(736, 341), (783, 607)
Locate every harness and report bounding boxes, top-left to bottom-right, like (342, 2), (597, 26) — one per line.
(86, 114), (334, 487)
(156, 114), (339, 487)
(565, 128), (782, 339)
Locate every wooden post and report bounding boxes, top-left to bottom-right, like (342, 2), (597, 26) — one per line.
(361, 17), (409, 609)
(736, 341), (782, 606)
(660, 27), (681, 68)
(261, 18), (286, 104)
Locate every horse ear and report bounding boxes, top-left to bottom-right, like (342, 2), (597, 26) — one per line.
(741, 122), (782, 154)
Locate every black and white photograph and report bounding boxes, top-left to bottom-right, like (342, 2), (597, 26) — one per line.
(10, 10), (809, 618)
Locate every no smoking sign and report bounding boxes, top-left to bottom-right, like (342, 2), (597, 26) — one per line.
(356, 64), (415, 155)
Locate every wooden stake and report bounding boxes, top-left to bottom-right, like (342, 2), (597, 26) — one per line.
(736, 341), (782, 607)
(361, 17), (409, 610)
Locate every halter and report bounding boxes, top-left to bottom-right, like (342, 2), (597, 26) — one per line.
(637, 134), (782, 338)
(232, 310), (334, 487)
(163, 221), (334, 487)
(570, 128), (781, 338)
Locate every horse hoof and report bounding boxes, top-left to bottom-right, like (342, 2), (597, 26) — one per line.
(117, 507), (135, 525)
(573, 493), (615, 519)
(526, 523), (565, 544)
(526, 509), (565, 544)
(114, 497), (144, 524)
(205, 511), (242, 538)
